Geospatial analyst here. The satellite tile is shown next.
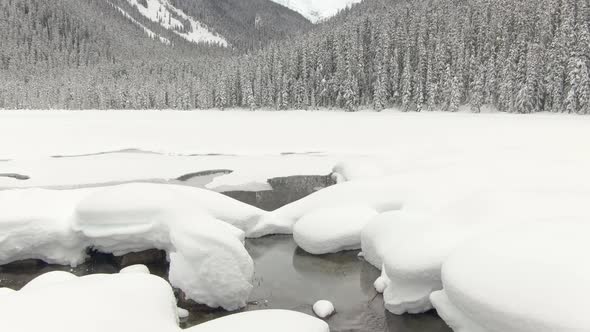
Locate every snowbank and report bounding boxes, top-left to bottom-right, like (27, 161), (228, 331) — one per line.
(0, 273), (180, 332)
(120, 264), (151, 274)
(431, 221), (590, 332)
(362, 189), (590, 315)
(187, 310), (329, 332)
(0, 183), (269, 310)
(293, 206), (378, 254)
(251, 180), (405, 237)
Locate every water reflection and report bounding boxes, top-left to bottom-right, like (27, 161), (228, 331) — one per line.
(0, 236), (450, 332)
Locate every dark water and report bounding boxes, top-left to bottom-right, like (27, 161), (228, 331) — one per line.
(0, 236), (450, 332)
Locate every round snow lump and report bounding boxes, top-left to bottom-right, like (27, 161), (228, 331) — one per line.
(313, 300), (335, 318)
(293, 206), (378, 255)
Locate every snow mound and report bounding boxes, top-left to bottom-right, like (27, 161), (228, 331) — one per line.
(251, 180), (404, 237)
(187, 310), (329, 332)
(0, 273), (180, 332)
(360, 211), (402, 269)
(364, 189), (590, 315)
(20, 271), (78, 291)
(0, 183), (264, 310)
(0, 188), (92, 266)
(120, 264), (151, 274)
(431, 221), (590, 332)
(293, 206), (378, 254)
(312, 300), (335, 319)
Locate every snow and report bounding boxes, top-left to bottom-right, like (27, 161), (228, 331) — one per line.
(431, 221), (590, 332)
(177, 307), (190, 319)
(20, 271), (78, 291)
(293, 206), (378, 254)
(361, 188), (590, 315)
(120, 264), (151, 274)
(112, 4), (171, 45)
(0, 273), (181, 332)
(188, 310), (329, 332)
(270, 0), (362, 23)
(124, 0), (228, 46)
(251, 180), (404, 237)
(0, 183), (271, 310)
(2, 110), (590, 329)
(312, 300), (335, 318)
(0, 152), (336, 192)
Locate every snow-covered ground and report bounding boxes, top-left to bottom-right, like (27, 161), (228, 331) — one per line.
(2, 110), (590, 331)
(270, 0), (362, 23)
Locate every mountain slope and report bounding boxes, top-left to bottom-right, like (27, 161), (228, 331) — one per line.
(270, 0), (362, 23)
(169, 0), (313, 50)
(117, 0), (228, 46)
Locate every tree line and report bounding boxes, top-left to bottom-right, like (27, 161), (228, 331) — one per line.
(1, 0), (589, 113)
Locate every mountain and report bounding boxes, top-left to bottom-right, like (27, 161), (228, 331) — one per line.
(169, 0), (313, 50)
(269, 0), (362, 23)
(0, 0), (310, 109)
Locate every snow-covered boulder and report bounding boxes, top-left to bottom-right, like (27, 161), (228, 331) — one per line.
(187, 310), (329, 332)
(0, 183), (260, 310)
(120, 264), (151, 274)
(74, 183), (254, 311)
(363, 189), (590, 315)
(20, 271), (78, 291)
(0, 188), (92, 266)
(0, 273), (181, 332)
(293, 206), (378, 254)
(312, 300), (335, 319)
(360, 211), (403, 269)
(250, 180), (405, 237)
(74, 182), (269, 238)
(431, 221), (590, 332)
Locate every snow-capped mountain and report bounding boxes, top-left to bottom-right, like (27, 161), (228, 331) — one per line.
(118, 0), (228, 46)
(270, 0), (362, 23)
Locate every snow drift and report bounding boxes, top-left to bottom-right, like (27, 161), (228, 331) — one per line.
(431, 221), (590, 332)
(0, 183), (289, 310)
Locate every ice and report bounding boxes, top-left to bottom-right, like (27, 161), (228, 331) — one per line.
(0, 152), (336, 194)
(312, 300), (335, 319)
(187, 310), (329, 332)
(431, 221), (590, 332)
(293, 206), (378, 254)
(120, 264), (151, 274)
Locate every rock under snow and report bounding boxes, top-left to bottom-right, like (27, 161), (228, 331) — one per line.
(293, 206), (378, 254)
(431, 221), (590, 332)
(312, 300), (335, 319)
